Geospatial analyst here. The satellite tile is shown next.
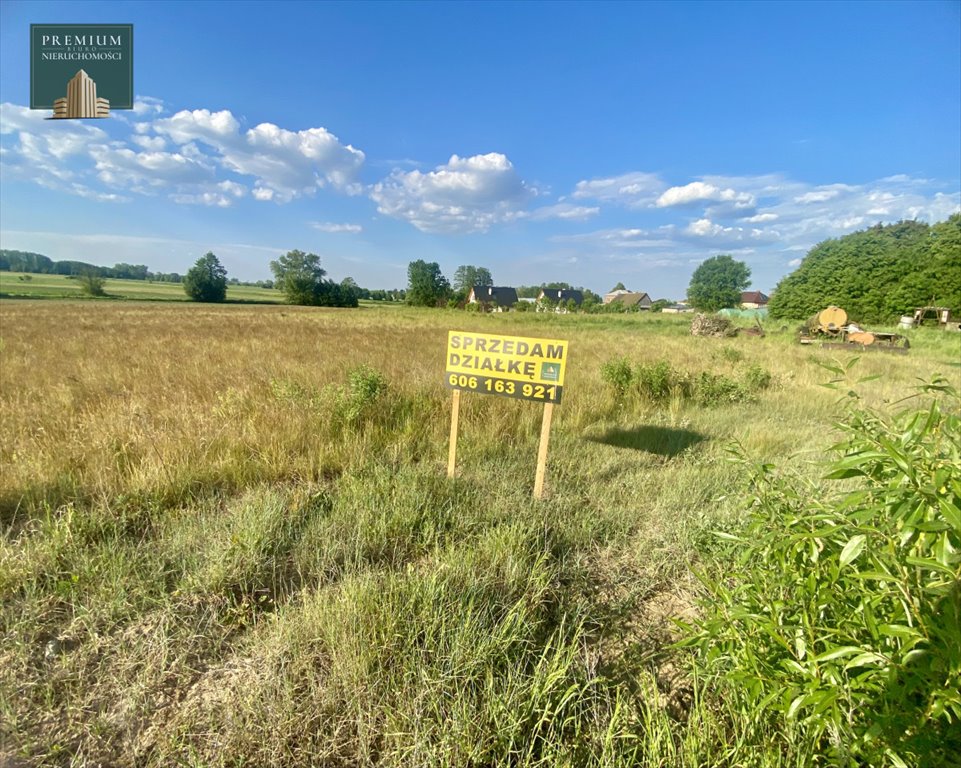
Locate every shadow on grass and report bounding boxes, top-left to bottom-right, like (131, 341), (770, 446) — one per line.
(585, 425), (706, 457)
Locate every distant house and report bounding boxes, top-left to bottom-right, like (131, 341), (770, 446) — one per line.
(662, 303), (694, 314)
(468, 285), (518, 310)
(603, 288), (632, 304)
(740, 291), (769, 309)
(538, 288), (583, 306)
(608, 291), (651, 310)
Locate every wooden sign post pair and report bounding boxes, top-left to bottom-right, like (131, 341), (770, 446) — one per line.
(444, 330), (568, 500)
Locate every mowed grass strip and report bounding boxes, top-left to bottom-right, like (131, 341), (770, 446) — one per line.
(1, 299), (956, 766)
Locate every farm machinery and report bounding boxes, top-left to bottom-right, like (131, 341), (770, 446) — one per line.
(799, 306), (910, 352)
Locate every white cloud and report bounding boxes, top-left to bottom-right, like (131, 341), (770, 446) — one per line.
(684, 218), (774, 243)
(571, 171), (666, 207)
(656, 181), (754, 209)
(131, 134), (167, 151)
(171, 181), (247, 208)
(527, 203), (599, 221)
(743, 212), (779, 223)
(793, 186), (853, 204)
(311, 221), (363, 233)
(150, 109), (366, 201)
(131, 96), (165, 116)
(0, 101), (366, 207)
(89, 145), (216, 189)
(370, 152), (532, 233)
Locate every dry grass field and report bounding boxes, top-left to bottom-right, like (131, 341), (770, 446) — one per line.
(1, 300), (958, 766)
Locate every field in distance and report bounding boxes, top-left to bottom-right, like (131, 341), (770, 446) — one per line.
(0, 270), (282, 303)
(1, 299), (957, 767)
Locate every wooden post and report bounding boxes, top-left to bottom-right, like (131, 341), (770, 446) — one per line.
(533, 402), (554, 499)
(447, 388), (461, 478)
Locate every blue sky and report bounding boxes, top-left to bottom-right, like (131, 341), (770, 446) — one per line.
(1, 0), (958, 297)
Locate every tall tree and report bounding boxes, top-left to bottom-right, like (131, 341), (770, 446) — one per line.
(610, 282), (626, 291)
(183, 252), (228, 302)
(270, 249), (327, 305)
(687, 254), (751, 312)
(406, 260), (450, 306)
(453, 265), (493, 292)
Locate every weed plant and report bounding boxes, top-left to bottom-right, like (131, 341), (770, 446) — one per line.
(601, 356), (773, 407)
(682, 371), (961, 767)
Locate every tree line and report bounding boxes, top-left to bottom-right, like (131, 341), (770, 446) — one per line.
(768, 215), (961, 323)
(0, 250), (189, 284)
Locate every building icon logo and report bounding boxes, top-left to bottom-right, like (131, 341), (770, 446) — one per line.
(30, 24), (133, 117)
(540, 362), (560, 382)
(53, 70), (110, 118)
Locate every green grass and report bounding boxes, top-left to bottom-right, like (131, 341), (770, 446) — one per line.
(0, 271), (283, 303)
(0, 300), (957, 766)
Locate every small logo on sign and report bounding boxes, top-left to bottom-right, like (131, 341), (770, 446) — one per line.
(540, 362), (560, 382)
(31, 24), (133, 115)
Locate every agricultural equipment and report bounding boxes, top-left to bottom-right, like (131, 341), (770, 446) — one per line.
(799, 306), (909, 352)
(904, 306), (960, 331)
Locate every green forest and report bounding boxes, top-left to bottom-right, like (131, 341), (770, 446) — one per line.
(768, 214), (961, 323)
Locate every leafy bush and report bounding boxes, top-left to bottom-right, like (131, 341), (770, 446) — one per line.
(339, 365), (388, 425)
(693, 371), (744, 406)
(681, 379), (961, 766)
(600, 357), (772, 407)
(742, 363), (772, 392)
(600, 357), (633, 399)
(78, 270), (106, 297)
(635, 361), (682, 402)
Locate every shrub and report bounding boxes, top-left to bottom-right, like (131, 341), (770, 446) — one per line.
(635, 361), (686, 402)
(339, 365), (388, 425)
(599, 357), (771, 408)
(693, 371), (744, 406)
(742, 363), (772, 392)
(600, 357), (633, 399)
(681, 378), (961, 766)
(78, 271), (106, 297)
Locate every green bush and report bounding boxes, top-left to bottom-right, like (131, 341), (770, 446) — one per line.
(600, 357), (633, 399)
(635, 361), (682, 402)
(693, 371), (744, 406)
(78, 270), (106, 297)
(339, 364), (389, 425)
(600, 357), (771, 408)
(742, 362), (772, 392)
(681, 379), (961, 766)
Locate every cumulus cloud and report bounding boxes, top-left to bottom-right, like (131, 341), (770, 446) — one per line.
(0, 101), (365, 207)
(130, 134), (167, 151)
(311, 221), (363, 233)
(370, 153), (532, 233)
(89, 145), (216, 189)
(150, 108), (365, 201)
(0, 102), (115, 202)
(656, 181), (755, 209)
(684, 217), (775, 243)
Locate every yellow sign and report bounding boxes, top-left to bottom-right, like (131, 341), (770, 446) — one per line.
(445, 330), (569, 403)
